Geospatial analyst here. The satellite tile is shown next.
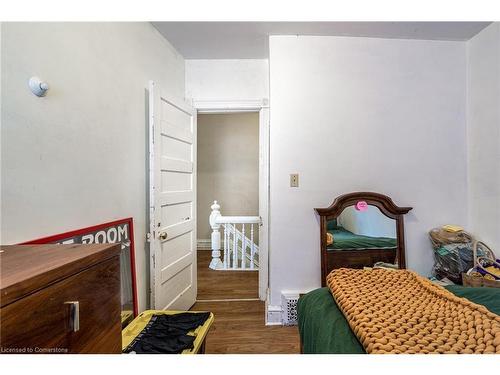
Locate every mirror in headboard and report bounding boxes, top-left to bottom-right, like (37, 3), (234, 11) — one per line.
(315, 192), (412, 286)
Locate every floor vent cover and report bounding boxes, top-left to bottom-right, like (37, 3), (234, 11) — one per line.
(281, 292), (299, 326)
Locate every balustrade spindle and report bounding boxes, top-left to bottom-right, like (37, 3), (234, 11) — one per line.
(250, 224), (255, 270)
(241, 224), (246, 269)
(232, 224), (238, 269)
(223, 224), (228, 269)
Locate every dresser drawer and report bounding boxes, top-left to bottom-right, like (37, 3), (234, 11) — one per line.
(0, 256), (121, 354)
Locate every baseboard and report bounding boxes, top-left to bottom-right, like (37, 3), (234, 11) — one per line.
(197, 239), (211, 250)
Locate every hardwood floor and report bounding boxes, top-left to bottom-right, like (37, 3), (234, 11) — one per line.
(194, 251), (300, 354)
(192, 300), (300, 354)
(197, 250), (258, 300)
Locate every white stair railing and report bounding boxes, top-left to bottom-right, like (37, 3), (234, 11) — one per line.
(209, 201), (260, 271)
(224, 223), (260, 268)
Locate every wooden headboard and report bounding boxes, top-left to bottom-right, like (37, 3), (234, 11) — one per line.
(315, 192), (412, 286)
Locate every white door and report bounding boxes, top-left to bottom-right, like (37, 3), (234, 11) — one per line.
(149, 81), (197, 310)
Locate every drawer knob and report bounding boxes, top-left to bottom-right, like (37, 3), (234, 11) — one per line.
(64, 301), (80, 332)
(159, 232), (168, 241)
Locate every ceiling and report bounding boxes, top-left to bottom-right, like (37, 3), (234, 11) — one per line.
(153, 22), (491, 59)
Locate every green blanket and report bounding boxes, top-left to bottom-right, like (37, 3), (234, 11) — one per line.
(298, 285), (500, 354)
(327, 227), (396, 250)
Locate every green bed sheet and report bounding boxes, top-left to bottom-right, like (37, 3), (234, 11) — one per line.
(327, 227), (397, 250)
(297, 285), (500, 354)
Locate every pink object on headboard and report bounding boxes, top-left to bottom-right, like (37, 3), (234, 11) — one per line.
(355, 201), (368, 211)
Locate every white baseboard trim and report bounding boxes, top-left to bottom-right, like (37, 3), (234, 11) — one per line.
(197, 239), (211, 250)
(265, 304), (283, 326)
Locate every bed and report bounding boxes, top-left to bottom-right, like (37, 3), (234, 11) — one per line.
(298, 286), (500, 354)
(302, 192), (500, 354)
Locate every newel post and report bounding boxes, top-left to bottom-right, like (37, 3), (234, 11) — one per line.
(209, 200), (224, 270)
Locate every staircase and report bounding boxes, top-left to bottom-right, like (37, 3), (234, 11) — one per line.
(209, 201), (260, 270)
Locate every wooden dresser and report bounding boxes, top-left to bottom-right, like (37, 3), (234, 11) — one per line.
(0, 244), (122, 354)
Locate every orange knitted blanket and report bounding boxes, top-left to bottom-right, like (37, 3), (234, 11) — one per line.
(327, 268), (500, 354)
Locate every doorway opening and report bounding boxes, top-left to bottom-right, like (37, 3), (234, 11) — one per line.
(196, 112), (259, 300)
(194, 101), (269, 303)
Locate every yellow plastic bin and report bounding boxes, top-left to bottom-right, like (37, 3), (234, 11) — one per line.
(122, 310), (214, 354)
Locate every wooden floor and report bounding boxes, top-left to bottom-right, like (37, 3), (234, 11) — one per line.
(193, 251), (300, 354)
(192, 300), (300, 354)
(197, 250), (259, 300)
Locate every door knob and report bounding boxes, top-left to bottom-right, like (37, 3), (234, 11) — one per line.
(159, 232), (168, 241)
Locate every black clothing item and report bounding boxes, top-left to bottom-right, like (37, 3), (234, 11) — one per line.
(124, 312), (210, 354)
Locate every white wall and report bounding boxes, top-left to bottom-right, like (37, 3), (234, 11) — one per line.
(1, 22), (185, 313)
(185, 59), (268, 101)
(268, 35), (468, 305)
(466, 23), (500, 252)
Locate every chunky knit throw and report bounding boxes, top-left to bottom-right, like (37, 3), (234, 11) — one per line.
(327, 268), (500, 354)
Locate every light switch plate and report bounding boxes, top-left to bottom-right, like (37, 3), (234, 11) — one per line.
(290, 174), (299, 187)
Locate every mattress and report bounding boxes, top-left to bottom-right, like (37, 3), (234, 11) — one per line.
(327, 227), (397, 250)
(297, 285), (500, 354)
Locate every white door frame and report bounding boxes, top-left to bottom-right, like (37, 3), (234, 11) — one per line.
(193, 99), (270, 301)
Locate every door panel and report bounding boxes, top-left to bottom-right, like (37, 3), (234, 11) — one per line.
(161, 201), (192, 227)
(156, 264), (194, 310)
(161, 121), (193, 144)
(149, 81), (197, 311)
(162, 136), (192, 161)
(161, 232), (192, 266)
(162, 102), (192, 131)
(161, 158), (193, 173)
(161, 170), (192, 191)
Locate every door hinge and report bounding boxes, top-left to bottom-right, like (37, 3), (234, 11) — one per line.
(146, 232), (152, 242)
